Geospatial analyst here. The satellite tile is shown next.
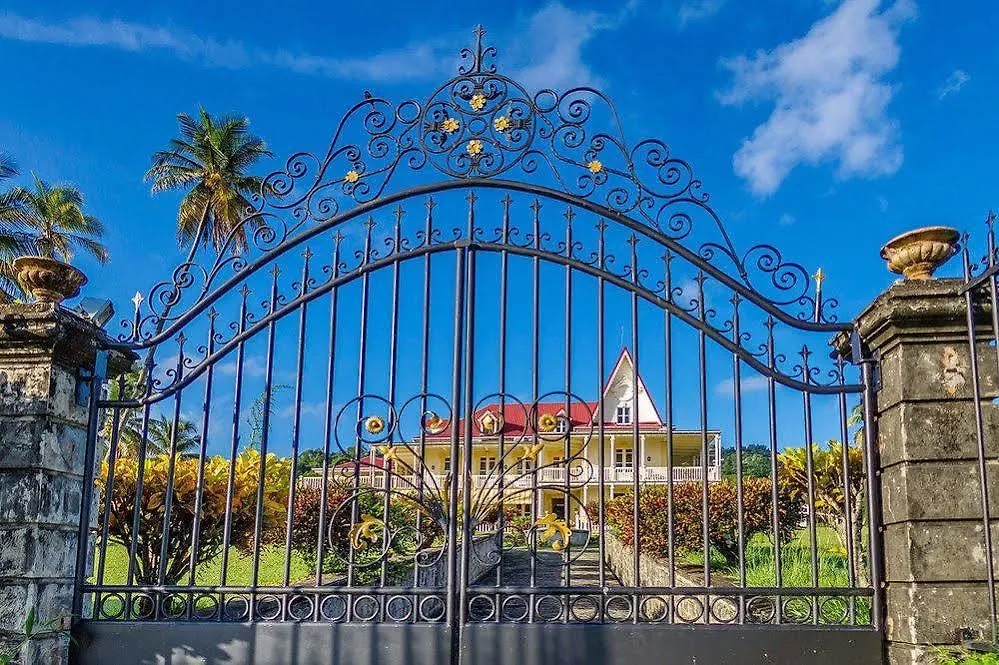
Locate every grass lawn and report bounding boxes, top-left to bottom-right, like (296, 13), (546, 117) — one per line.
(93, 543), (313, 587)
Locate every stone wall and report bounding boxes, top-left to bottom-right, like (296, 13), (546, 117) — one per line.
(0, 304), (128, 664)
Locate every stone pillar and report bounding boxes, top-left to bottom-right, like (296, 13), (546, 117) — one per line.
(852, 278), (999, 664)
(0, 303), (128, 664)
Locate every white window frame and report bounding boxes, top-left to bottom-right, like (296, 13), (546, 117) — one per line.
(615, 404), (632, 425)
(615, 447), (634, 469)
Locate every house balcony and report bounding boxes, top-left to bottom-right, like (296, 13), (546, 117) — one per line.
(299, 464), (722, 491)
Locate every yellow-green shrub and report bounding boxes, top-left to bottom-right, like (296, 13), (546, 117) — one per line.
(96, 449), (291, 584)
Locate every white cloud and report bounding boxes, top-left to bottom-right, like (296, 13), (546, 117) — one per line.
(510, 2), (638, 91)
(718, 0), (916, 196)
(778, 213), (796, 226)
(937, 69), (970, 100)
(0, 11), (456, 82)
(678, 0), (726, 27)
(0, 6), (633, 88)
(715, 375), (770, 396)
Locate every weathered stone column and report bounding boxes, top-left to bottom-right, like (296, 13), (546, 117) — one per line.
(852, 278), (999, 664)
(0, 303), (127, 664)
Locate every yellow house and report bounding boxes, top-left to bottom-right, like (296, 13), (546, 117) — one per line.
(305, 349), (721, 529)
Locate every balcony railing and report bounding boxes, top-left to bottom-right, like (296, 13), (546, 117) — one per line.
(299, 465), (722, 491)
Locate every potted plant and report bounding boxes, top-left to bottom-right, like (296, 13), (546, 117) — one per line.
(7, 175), (108, 304)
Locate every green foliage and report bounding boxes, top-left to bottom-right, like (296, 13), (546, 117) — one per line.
(290, 485), (425, 584)
(777, 439), (868, 582)
(0, 153), (33, 302)
(0, 608), (74, 665)
(937, 647), (999, 665)
(145, 108), (272, 256)
(296, 448), (350, 477)
(605, 479), (802, 563)
(96, 449), (291, 584)
(721, 444), (772, 479)
(7, 174), (109, 264)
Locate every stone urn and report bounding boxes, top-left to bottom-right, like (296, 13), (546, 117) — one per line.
(13, 256), (88, 305)
(880, 226), (960, 281)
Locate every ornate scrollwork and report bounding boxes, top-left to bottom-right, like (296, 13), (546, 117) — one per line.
(119, 26), (841, 352)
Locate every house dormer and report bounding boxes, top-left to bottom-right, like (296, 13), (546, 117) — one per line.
(596, 348), (663, 427)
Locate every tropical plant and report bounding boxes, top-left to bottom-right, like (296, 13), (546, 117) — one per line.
(0, 153), (31, 302)
(721, 443), (772, 479)
(605, 479), (802, 564)
(0, 608), (74, 665)
(96, 449), (291, 585)
(777, 439), (867, 583)
(7, 175), (108, 264)
(146, 415), (201, 456)
(145, 108), (272, 260)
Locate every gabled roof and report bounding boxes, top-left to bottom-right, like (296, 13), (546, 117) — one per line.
(420, 347), (663, 440)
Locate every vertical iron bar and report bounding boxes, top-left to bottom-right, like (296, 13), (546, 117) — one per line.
(801, 348), (820, 624)
(459, 191), (479, 633)
(72, 350), (108, 618)
(220, 286), (250, 595)
(284, 250), (312, 589)
(964, 244), (999, 639)
(188, 310), (218, 589)
(858, 346), (885, 631)
(249, 266), (280, 617)
(529, 199), (541, 621)
(835, 356), (857, 624)
(381, 209), (403, 611)
(156, 337), (187, 586)
(765, 318), (782, 622)
(495, 195), (511, 614)
(731, 295), (746, 622)
(348, 220), (375, 593)
(446, 246), (467, 657)
(629, 235), (641, 622)
(93, 379), (123, 611)
(663, 249), (676, 623)
(413, 201), (434, 593)
(596, 220), (607, 620)
(696, 271), (710, 592)
(563, 206), (574, 603)
(315, 233), (343, 596)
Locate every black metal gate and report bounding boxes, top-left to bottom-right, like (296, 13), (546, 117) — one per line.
(73, 28), (885, 665)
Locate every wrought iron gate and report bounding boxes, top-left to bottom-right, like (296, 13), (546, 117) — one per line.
(74, 28), (885, 665)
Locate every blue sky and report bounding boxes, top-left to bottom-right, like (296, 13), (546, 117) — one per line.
(1, 0), (996, 456)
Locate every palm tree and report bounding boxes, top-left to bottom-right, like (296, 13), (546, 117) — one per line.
(145, 108), (272, 262)
(0, 153), (31, 302)
(146, 415), (201, 456)
(10, 175), (109, 264)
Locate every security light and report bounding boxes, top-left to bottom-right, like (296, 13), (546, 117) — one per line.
(72, 297), (115, 328)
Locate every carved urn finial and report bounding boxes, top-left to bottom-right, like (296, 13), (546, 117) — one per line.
(880, 226), (960, 281)
(13, 256), (88, 305)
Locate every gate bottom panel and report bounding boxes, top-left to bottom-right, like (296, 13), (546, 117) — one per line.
(462, 624), (884, 665)
(72, 622), (454, 665)
(72, 621), (883, 665)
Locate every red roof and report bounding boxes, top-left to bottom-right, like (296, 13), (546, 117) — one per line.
(421, 400), (662, 440)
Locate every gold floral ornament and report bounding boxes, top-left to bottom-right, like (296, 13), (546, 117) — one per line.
(517, 442), (544, 462)
(535, 512), (572, 551)
(493, 115), (512, 132)
(466, 140), (483, 156)
(364, 415), (386, 435)
(344, 170), (360, 183)
(441, 117), (460, 134)
(469, 93), (487, 110)
(424, 412), (448, 434)
(349, 514), (384, 550)
(375, 444), (401, 463)
(537, 413), (559, 433)
(587, 160), (603, 174)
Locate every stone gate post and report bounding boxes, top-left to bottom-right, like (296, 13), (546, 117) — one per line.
(0, 303), (129, 665)
(852, 277), (998, 664)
